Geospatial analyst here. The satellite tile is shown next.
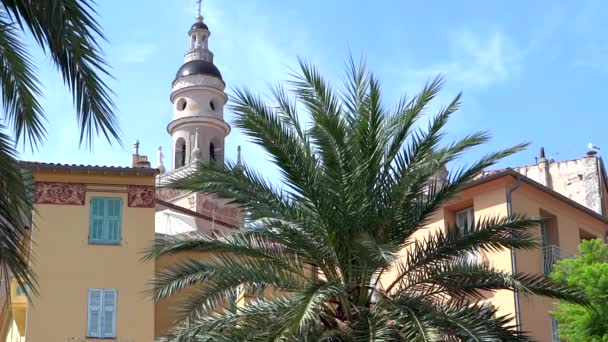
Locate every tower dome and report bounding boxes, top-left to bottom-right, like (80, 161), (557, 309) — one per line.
(175, 60), (222, 80)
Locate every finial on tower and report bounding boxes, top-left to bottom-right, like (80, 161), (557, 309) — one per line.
(134, 140), (140, 155)
(191, 128), (202, 161)
(197, 0), (203, 18)
(237, 145), (242, 167)
(157, 146), (166, 174)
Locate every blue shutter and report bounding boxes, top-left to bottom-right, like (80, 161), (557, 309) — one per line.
(89, 198), (122, 244)
(105, 199), (122, 243)
(87, 289), (102, 337)
(89, 199), (106, 242)
(102, 289), (117, 338)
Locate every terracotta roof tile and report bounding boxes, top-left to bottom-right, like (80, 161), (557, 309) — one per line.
(21, 161), (159, 176)
(156, 199), (239, 229)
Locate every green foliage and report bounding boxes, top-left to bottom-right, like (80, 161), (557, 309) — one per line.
(0, 0), (119, 296)
(149, 56), (584, 341)
(551, 239), (608, 341)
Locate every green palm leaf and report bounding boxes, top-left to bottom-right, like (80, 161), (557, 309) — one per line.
(152, 54), (584, 341)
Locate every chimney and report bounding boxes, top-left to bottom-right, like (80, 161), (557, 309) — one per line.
(539, 147), (547, 163)
(537, 146), (552, 189)
(132, 140), (151, 168)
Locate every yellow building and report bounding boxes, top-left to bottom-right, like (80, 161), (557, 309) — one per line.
(381, 154), (608, 341)
(4, 162), (158, 341)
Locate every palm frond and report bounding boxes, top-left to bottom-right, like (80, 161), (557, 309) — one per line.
(387, 214), (542, 294)
(2, 0), (120, 146)
(0, 16), (44, 147)
(0, 126), (36, 295)
(154, 55), (581, 341)
(231, 87), (319, 200)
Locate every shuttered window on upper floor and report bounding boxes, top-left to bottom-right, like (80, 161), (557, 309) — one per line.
(89, 197), (122, 244)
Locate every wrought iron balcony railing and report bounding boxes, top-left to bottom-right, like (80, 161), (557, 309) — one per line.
(543, 244), (572, 276)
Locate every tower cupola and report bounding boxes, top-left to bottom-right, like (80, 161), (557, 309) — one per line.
(168, 6), (230, 170)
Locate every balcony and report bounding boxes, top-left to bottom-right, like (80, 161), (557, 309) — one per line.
(543, 245), (572, 276)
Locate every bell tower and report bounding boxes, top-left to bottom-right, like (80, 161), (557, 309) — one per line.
(168, 10), (230, 170)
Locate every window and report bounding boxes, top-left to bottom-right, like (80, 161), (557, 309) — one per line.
(175, 138), (187, 167)
(456, 207), (473, 233)
(176, 98), (187, 111)
(551, 318), (560, 342)
(89, 198), (122, 244)
(209, 142), (216, 161)
(16, 284), (29, 296)
(456, 207), (476, 263)
(87, 288), (117, 338)
(210, 100), (215, 111)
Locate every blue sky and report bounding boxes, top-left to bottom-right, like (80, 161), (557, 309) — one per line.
(17, 0), (608, 180)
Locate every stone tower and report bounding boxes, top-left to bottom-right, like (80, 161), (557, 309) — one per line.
(168, 14), (230, 170)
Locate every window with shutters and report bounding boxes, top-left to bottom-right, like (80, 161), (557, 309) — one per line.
(551, 317), (560, 342)
(89, 197), (122, 244)
(456, 207), (477, 263)
(87, 288), (117, 338)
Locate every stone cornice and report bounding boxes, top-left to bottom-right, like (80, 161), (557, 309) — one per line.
(167, 116), (231, 136)
(171, 75), (225, 95)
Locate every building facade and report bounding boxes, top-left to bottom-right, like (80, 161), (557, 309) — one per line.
(6, 162), (158, 341)
(384, 151), (608, 341)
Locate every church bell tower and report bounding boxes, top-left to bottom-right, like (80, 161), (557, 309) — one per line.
(168, 11), (230, 170)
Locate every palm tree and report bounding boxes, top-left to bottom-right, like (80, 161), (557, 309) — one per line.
(0, 1), (119, 294)
(148, 57), (583, 341)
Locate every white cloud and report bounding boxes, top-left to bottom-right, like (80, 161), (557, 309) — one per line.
(410, 30), (524, 89)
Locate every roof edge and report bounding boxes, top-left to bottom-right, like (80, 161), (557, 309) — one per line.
(156, 199), (239, 229)
(462, 169), (608, 224)
(20, 161), (159, 176)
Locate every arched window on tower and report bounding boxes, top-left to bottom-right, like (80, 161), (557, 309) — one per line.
(175, 138), (186, 168)
(209, 142), (216, 162)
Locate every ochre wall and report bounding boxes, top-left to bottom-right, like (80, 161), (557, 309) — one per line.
(379, 178), (518, 319)
(463, 179), (516, 319)
(25, 171), (155, 341)
(154, 251), (202, 337)
(510, 178), (607, 341)
(382, 175), (608, 341)
(154, 250), (245, 337)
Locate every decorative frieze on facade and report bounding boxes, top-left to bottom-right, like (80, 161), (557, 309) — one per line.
(127, 185), (156, 208)
(156, 188), (191, 202)
(35, 182), (86, 205)
(197, 197), (242, 227)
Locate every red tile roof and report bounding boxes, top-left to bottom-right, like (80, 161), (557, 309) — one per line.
(464, 169), (608, 224)
(156, 199), (239, 229)
(21, 161), (159, 176)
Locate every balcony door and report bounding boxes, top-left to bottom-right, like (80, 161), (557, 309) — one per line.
(456, 207), (476, 263)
